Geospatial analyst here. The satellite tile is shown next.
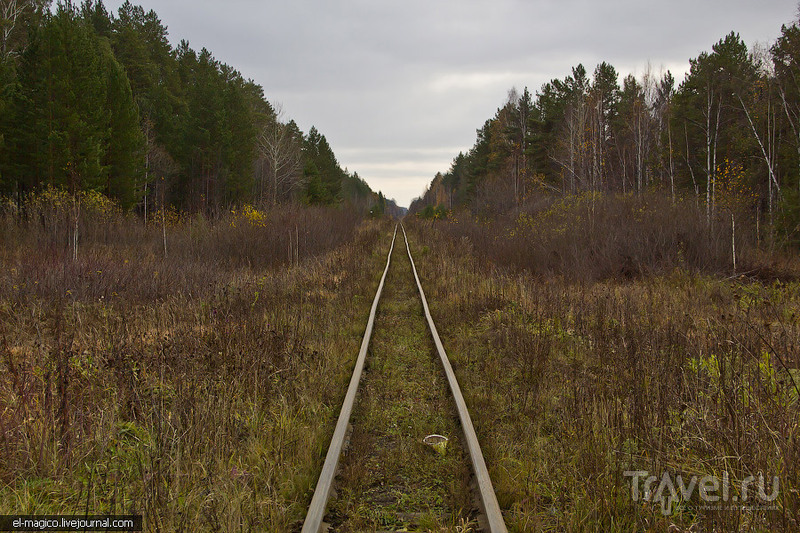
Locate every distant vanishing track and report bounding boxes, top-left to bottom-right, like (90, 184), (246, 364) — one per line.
(301, 224), (507, 533)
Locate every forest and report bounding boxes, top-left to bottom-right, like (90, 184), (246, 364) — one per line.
(411, 21), (800, 256)
(0, 0), (396, 216)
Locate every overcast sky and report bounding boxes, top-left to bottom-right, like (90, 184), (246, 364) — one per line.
(104, 0), (798, 207)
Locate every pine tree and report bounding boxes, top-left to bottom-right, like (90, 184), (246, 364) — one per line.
(303, 126), (344, 205)
(10, 3), (143, 202)
(102, 39), (144, 207)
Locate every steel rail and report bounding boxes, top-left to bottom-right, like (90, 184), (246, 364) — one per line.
(301, 225), (398, 533)
(401, 224), (508, 533)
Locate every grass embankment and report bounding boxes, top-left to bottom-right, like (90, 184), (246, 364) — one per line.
(327, 232), (474, 532)
(406, 217), (799, 532)
(0, 200), (391, 531)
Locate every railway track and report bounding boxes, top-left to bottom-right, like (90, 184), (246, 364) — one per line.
(301, 225), (507, 533)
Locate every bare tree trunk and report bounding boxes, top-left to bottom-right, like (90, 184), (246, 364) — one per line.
(162, 208), (167, 258)
(520, 129), (527, 202)
(706, 86), (713, 223)
(620, 150), (628, 194)
(712, 100), (721, 221)
(160, 180), (167, 258)
(569, 117), (576, 192)
(513, 153), (519, 205)
(756, 203), (761, 249)
(636, 107), (643, 193)
(0, 0), (25, 59)
(257, 107), (303, 206)
(731, 211), (736, 272)
(142, 117), (152, 225)
(593, 99), (601, 191)
(684, 122), (700, 201)
(72, 195), (79, 262)
(273, 165), (278, 207)
(737, 92), (782, 204)
(668, 121), (675, 203)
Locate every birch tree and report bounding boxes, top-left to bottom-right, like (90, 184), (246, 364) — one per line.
(675, 33), (755, 222)
(736, 45), (781, 220)
(0, 0), (47, 59)
(256, 110), (303, 206)
(550, 65), (590, 192)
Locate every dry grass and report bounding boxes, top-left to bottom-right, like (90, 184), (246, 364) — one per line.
(4, 190), (798, 531)
(432, 192), (796, 282)
(406, 213), (800, 532)
(0, 200), (391, 531)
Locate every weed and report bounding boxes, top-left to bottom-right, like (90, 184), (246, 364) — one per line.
(0, 201), (390, 530)
(406, 218), (800, 532)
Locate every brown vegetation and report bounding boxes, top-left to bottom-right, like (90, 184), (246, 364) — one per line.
(3, 188), (798, 532)
(429, 192), (796, 282)
(406, 206), (800, 531)
(0, 197), (389, 530)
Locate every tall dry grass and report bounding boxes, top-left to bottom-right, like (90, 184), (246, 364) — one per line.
(430, 192), (793, 282)
(406, 205), (800, 531)
(0, 196), (391, 530)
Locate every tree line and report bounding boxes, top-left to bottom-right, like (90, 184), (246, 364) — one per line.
(411, 18), (800, 246)
(0, 0), (389, 216)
